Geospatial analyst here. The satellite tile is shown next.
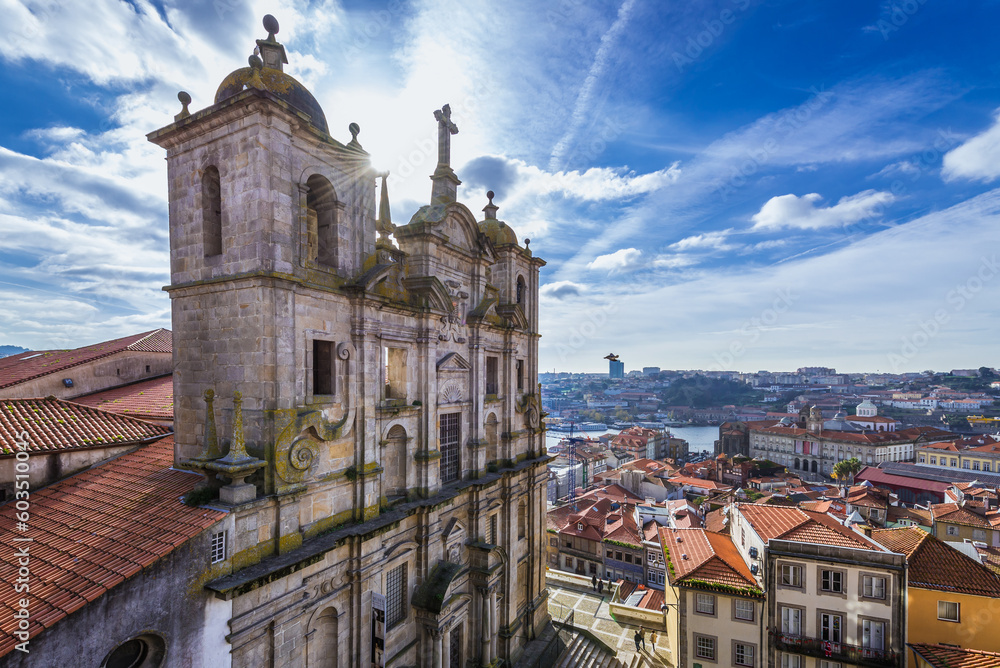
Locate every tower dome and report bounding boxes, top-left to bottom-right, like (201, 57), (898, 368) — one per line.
(215, 16), (329, 134)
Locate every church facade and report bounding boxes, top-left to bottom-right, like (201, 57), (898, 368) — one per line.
(147, 16), (549, 668)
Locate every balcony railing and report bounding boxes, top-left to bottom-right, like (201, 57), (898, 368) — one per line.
(769, 628), (898, 667)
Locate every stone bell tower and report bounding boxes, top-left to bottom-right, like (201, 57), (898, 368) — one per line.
(147, 15), (376, 496)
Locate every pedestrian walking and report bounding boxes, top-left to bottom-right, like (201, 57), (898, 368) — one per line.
(650, 631), (657, 650)
(592, 574), (598, 590)
(597, 580), (604, 594)
(640, 628), (647, 651)
(633, 630), (642, 652)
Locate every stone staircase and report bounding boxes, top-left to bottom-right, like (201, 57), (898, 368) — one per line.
(553, 631), (643, 668)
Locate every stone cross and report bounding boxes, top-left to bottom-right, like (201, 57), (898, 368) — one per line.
(434, 104), (459, 168)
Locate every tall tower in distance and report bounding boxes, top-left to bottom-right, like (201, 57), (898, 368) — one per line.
(606, 353), (624, 379)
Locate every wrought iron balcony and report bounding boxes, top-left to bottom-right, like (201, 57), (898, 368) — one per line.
(769, 628), (898, 667)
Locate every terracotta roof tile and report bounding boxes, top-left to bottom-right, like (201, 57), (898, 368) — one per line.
(659, 527), (762, 595)
(930, 502), (992, 529)
(0, 436), (226, 658)
(0, 329), (171, 390)
(0, 397), (170, 455)
(737, 503), (881, 550)
(871, 527), (1000, 597)
(73, 375), (173, 421)
(909, 643), (1000, 668)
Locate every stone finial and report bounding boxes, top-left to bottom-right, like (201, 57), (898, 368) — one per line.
(203, 389), (265, 505)
(247, 54), (265, 89)
(377, 172), (394, 240)
(483, 190), (498, 220)
(256, 14), (288, 71)
(199, 388), (223, 460)
(348, 122), (362, 148)
(263, 14), (279, 39)
(524, 238), (531, 250)
(175, 91), (191, 122)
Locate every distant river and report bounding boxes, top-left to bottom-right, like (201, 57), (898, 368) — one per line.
(545, 425), (719, 458)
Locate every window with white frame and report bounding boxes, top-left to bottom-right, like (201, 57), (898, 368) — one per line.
(210, 531), (226, 564)
(780, 563), (802, 587)
(734, 598), (754, 621)
(694, 635), (716, 661)
(781, 653), (802, 668)
(734, 642), (754, 666)
(973, 529), (987, 541)
(821, 569), (843, 593)
(947, 525), (959, 536)
(820, 613), (842, 643)
(820, 662), (843, 668)
(937, 601), (960, 622)
(781, 607), (802, 636)
(862, 619), (885, 650)
(695, 593), (716, 615)
(862, 575), (886, 599)
(386, 563), (407, 629)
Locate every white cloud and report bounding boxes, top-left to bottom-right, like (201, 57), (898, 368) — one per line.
(587, 248), (645, 273)
(670, 229), (733, 251)
(872, 160), (921, 179)
(750, 190), (895, 231)
(942, 109), (1000, 182)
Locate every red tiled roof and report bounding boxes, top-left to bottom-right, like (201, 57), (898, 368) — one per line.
(909, 643), (1000, 668)
(0, 436), (225, 657)
(73, 375), (174, 421)
(0, 397), (171, 455)
(738, 504), (881, 550)
(0, 329), (171, 390)
(871, 527), (1000, 597)
(930, 502), (992, 529)
(659, 527), (761, 595)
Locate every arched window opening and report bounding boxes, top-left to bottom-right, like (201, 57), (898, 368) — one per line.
(811, 460), (818, 474)
(306, 174), (338, 267)
(516, 275), (526, 305)
(308, 607), (339, 667)
(518, 500), (527, 539)
(202, 166), (222, 257)
(794, 458), (800, 470)
(386, 425), (408, 498)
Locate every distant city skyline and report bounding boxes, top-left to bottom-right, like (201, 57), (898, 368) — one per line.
(2, 2), (999, 374)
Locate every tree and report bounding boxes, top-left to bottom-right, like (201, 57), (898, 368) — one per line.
(831, 458), (863, 488)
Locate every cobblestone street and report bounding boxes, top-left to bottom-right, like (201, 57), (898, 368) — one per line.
(547, 577), (674, 667)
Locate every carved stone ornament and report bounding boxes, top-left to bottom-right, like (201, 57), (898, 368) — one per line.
(438, 279), (469, 343)
(518, 393), (541, 429)
(439, 380), (463, 405)
(274, 342), (356, 484)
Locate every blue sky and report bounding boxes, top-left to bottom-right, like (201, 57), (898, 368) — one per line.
(2, 0), (1000, 374)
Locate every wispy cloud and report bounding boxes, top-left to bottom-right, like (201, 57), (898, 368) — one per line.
(548, 0), (638, 171)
